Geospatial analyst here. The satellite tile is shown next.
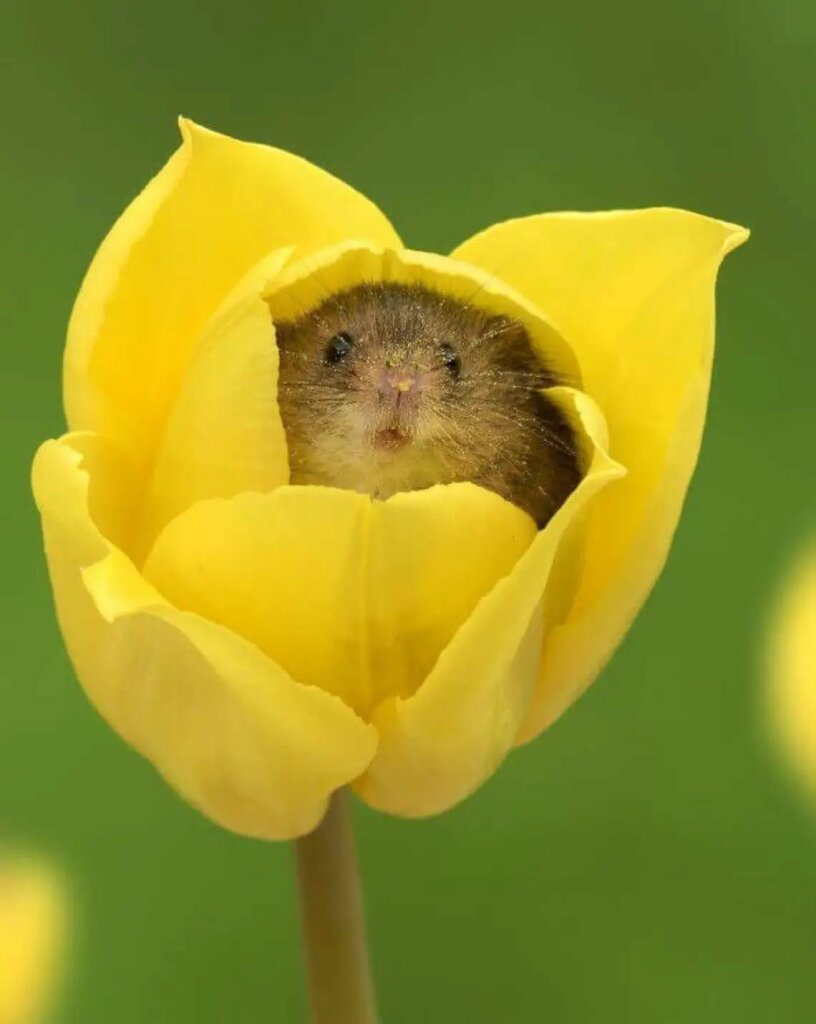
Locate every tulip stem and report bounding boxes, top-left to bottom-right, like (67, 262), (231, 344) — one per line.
(294, 789), (378, 1024)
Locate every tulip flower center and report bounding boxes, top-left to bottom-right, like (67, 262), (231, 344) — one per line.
(275, 282), (581, 527)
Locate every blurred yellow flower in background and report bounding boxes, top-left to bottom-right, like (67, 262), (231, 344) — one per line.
(31, 120), (747, 840)
(768, 540), (816, 797)
(0, 856), (65, 1024)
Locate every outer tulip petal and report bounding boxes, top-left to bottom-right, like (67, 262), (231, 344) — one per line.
(355, 389), (625, 817)
(31, 435), (377, 840)
(64, 120), (402, 468)
(453, 209), (748, 739)
(265, 242), (581, 387)
(144, 484), (538, 718)
(768, 541), (816, 798)
(136, 288), (290, 556)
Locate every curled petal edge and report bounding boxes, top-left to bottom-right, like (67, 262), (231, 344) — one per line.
(452, 209), (748, 741)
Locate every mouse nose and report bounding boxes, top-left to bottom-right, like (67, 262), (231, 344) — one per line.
(378, 366), (421, 395)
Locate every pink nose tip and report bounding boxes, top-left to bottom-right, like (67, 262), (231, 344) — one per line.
(379, 366), (420, 395)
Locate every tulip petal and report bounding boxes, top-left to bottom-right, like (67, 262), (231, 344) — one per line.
(135, 289), (290, 556)
(64, 120), (402, 469)
(32, 434), (377, 840)
(354, 388), (623, 816)
(265, 241), (581, 387)
(144, 483), (538, 719)
(453, 209), (748, 739)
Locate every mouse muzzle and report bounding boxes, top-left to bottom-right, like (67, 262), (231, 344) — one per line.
(375, 364), (424, 417)
(378, 364), (422, 396)
(370, 364), (424, 449)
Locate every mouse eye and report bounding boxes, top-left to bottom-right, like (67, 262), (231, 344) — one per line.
(440, 343), (461, 378)
(325, 331), (354, 365)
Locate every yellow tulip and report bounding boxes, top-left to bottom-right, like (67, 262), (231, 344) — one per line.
(0, 857), (65, 1024)
(32, 120), (747, 840)
(767, 541), (816, 797)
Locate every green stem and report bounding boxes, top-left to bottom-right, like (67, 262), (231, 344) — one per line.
(294, 790), (378, 1024)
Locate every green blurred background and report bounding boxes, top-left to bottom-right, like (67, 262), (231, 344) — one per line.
(2, 1), (814, 1020)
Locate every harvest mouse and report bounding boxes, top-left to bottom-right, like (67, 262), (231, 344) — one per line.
(274, 281), (580, 527)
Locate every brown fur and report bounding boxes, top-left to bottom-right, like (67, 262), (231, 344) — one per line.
(274, 282), (580, 527)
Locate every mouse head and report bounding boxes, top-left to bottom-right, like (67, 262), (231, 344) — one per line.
(274, 281), (558, 497)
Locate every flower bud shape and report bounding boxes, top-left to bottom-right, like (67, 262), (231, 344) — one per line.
(32, 121), (747, 839)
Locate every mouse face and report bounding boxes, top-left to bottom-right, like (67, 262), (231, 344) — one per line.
(274, 281), (580, 525)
